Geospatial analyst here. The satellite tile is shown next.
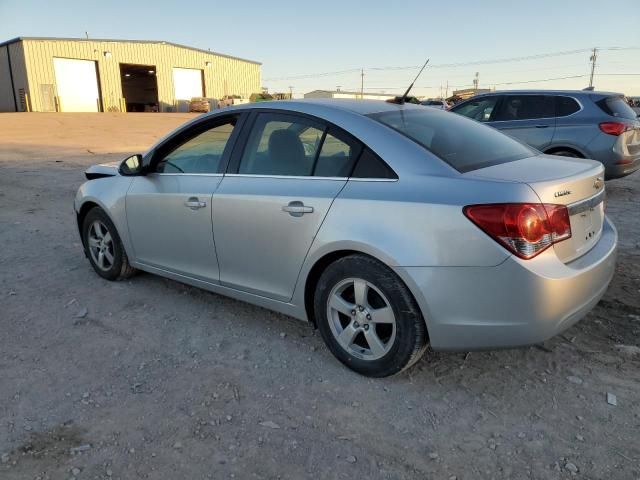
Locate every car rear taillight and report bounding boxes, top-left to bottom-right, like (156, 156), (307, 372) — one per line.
(463, 203), (571, 259)
(599, 122), (631, 136)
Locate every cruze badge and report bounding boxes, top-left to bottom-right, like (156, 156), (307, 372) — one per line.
(594, 177), (604, 189)
(554, 190), (572, 198)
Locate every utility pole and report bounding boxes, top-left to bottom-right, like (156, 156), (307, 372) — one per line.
(473, 72), (479, 92)
(288, 86), (293, 99)
(589, 47), (598, 88)
(360, 69), (365, 99)
(445, 80), (449, 99)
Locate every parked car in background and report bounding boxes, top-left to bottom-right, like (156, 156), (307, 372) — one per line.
(421, 98), (450, 110)
(628, 96), (640, 116)
(189, 97), (211, 113)
(75, 100), (617, 377)
(450, 90), (640, 179)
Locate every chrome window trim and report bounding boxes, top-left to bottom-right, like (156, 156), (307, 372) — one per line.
(149, 173), (224, 177)
(146, 172), (397, 182)
(488, 94), (584, 124)
(224, 173), (348, 181)
(567, 188), (605, 216)
(223, 173), (398, 182)
(348, 177), (399, 183)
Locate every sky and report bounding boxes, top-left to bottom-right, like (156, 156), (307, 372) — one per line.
(1, 0), (639, 96)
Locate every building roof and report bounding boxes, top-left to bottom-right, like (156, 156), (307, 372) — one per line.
(305, 89), (395, 97)
(0, 36), (261, 65)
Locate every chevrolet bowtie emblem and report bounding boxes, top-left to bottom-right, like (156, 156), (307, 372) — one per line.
(594, 177), (604, 189)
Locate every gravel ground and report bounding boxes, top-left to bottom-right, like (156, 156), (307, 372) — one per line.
(1, 113), (639, 480)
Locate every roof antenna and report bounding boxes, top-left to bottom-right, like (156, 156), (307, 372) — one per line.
(390, 58), (430, 104)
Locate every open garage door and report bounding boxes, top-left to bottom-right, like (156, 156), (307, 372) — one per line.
(172, 67), (204, 101)
(53, 58), (101, 112)
(120, 64), (159, 112)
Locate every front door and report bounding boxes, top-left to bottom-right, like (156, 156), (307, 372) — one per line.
(213, 112), (362, 301)
(489, 94), (556, 150)
(126, 115), (240, 281)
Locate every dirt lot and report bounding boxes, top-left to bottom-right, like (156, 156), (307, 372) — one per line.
(1, 113), (639, 480)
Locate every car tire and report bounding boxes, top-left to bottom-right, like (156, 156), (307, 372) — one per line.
(548, 149), (582, 158)
(82, 207), (137, 281)
(314, 254), (428, 377)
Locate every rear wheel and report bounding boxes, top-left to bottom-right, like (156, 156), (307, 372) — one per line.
(314, 255), (428, 377)
(82, 207), (136, 281)
(546, 149), (583, 158)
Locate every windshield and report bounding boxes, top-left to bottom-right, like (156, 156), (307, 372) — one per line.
(369, 109), (536, 173)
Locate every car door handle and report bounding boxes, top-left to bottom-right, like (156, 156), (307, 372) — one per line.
(282, 201), (314, 217)
(184, 197), (207, 210)
(535, 124), (549, 128)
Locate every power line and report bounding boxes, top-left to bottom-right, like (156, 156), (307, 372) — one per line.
(264, 46), (640, 82)
(342, 74), (593, 91)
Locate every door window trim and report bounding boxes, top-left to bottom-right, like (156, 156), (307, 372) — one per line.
(224, 108), (397, 180)
(488, 94), (566, 123)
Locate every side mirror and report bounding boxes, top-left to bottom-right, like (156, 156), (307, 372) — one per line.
(119, 154), (144, 176)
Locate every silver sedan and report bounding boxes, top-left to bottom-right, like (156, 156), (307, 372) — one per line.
(74, 100), (617, 377)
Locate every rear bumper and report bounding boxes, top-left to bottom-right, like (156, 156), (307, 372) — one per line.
(604, 155), (640, 179)
(396, 216), (617, 350)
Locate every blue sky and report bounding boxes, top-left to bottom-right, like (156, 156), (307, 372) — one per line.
(2, 0), (639, 95)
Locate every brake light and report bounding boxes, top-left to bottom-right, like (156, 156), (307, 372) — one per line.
(599, 122), (630, 136)
(463, 203), (571, 259)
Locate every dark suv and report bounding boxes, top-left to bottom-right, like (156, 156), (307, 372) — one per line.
(450, 90), (640, 179)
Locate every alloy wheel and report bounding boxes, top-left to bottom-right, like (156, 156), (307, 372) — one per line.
(326, 278), (397, 361)
(87, 220), (115, 271)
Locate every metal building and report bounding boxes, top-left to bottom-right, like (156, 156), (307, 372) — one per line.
(304, 89), (396, 101)
(0, 37), (261, 113)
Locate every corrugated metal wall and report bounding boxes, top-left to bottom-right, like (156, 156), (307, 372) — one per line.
(17, 38), (261, 112)
(0, 42), (28, 112)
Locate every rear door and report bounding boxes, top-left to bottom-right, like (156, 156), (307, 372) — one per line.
(490, 94), (556, 150)
(213, 111), (361, 301)
(126, 114), (242, 281)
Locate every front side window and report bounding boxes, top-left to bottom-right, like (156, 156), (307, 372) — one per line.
(238, 113), (360, 177)
(370, 108), (536, 173)
(493, 95), (555, 121)
(451, 96), (500, 122)
(156, 118), (237, 173)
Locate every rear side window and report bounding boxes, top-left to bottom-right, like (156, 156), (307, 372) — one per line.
(556, 96), (581, 117)
(352, 148), (397, 179)
(596, 96), (637, 120)
(237, 112), (361, 177)
(314, 129), (361, 177)
(370, 108), (535, 173)
(493, 95), (555, 121)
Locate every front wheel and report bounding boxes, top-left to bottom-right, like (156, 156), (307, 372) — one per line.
(82, 207), (137, 281)
(314, 255), (428, 377)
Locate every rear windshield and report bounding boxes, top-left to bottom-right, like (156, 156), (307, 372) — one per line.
(596, 96), (638, 120)
(369, 109), (536, 173)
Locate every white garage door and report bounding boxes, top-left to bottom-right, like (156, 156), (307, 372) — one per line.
(53, 58), (100, 112)
(173, 68), (203, 100)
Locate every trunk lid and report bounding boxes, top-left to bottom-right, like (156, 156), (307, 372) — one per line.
(466, 154), (605, 263)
